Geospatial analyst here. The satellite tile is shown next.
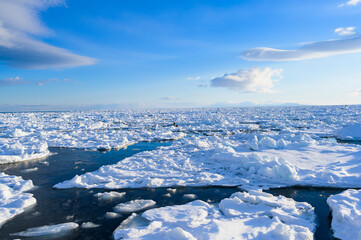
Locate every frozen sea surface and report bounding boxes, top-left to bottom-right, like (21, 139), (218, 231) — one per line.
(1, 106), (361, 239)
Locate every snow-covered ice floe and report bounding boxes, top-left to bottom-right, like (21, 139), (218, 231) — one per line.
(11, 222), (79, 237)
(114, 190), (316, 240)
(0, 138), (50, 164)
(55, 130), (361, 189)
(0, 172), (36, 227)
(327, 189), (361, 240)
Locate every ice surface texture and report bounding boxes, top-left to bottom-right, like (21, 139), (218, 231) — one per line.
(327, 189), (361, 240)
(0, 172), (36, 227)
(114, 190), (315, 240)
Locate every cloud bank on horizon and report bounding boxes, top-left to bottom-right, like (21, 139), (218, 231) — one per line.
(211, 67), (282, 93)
(0, 0), (96, 69)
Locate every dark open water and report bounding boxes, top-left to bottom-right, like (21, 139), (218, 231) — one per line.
(0, 142), (344, 239)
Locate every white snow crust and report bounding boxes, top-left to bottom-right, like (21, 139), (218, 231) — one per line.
(0, 172), (36, 227)
(11, 222), (79, 237)
(327, 189), (361, 240)
(113, 190), (315, 240)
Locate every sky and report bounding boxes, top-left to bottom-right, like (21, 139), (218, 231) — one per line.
(1, 0), (361, 110)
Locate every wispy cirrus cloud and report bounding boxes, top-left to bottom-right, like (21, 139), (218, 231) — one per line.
(0, 76), (31, 86)
(211, 67), (283, 93)
(0, 0), (96, 69)
(349, 88), (361, 97)
(186, 76), (201, 81)
(37, 78), (77, 86)
(240, 29), (361, 62)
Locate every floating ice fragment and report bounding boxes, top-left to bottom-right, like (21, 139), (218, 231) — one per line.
(11, 222), (78, 237)
(81, 222), (100, 229)
(94, 191), (126, 201)
(114, 199), (156, 213)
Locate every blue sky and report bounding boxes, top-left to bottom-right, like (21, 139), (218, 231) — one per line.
(1, 0), (361, 110)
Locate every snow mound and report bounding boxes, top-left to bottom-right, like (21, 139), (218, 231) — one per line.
(114, 199), (156, 213)
(114, 190), (315, 240)
(336, 123), (361, 140)
(0, 172), (36, 227)
(327, 189), (361, 240)
(11, 222), (78, 237)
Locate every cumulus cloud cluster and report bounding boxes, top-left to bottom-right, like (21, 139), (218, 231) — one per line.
(340, 0), (361, 6)
(211, 67), (282, 93)
(0, 0), (96, 69)
(335, 27), (357, 37)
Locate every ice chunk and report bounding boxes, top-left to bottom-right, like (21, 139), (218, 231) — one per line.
(327, 189), (361, 240)
(337, 123), (361, 140)
(0, 172), (36, 227)
(114, 191), (315, 240)
(105, 212), (121, 219)
(114, 199), (156, 213)
(94, 191), (126, 201)
(81, 222), (100, 228)
(183, 194), (197, 200)
(11, 222), (78, 237)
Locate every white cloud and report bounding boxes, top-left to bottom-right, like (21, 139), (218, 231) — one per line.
(37, 78), (77, 86)
(349, 89), (361, 96)
(160, 96), (179, 100)
(335, 27), (357, 37)
(0, 0), (96, 69)
(211, 67), (283, 93)
(240, 35), (361, 61)
(0, 76), (31, 86)
(340, 0), (361, 6)
(186, 76), (201, 80)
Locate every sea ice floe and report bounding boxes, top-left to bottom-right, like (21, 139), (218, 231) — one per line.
(11, 222), (78, 237)
(0, 138), (50, 164)
(0, 172), (36, 227)
(113, 190), (315, 240)
(54, 132), (361, 190)
(327, 189), (361, 240)
(105, 212), (122, 219)
(81, 222), (101, 229)
(114, 199), (157, 213)
(94, 191), (126, 201)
